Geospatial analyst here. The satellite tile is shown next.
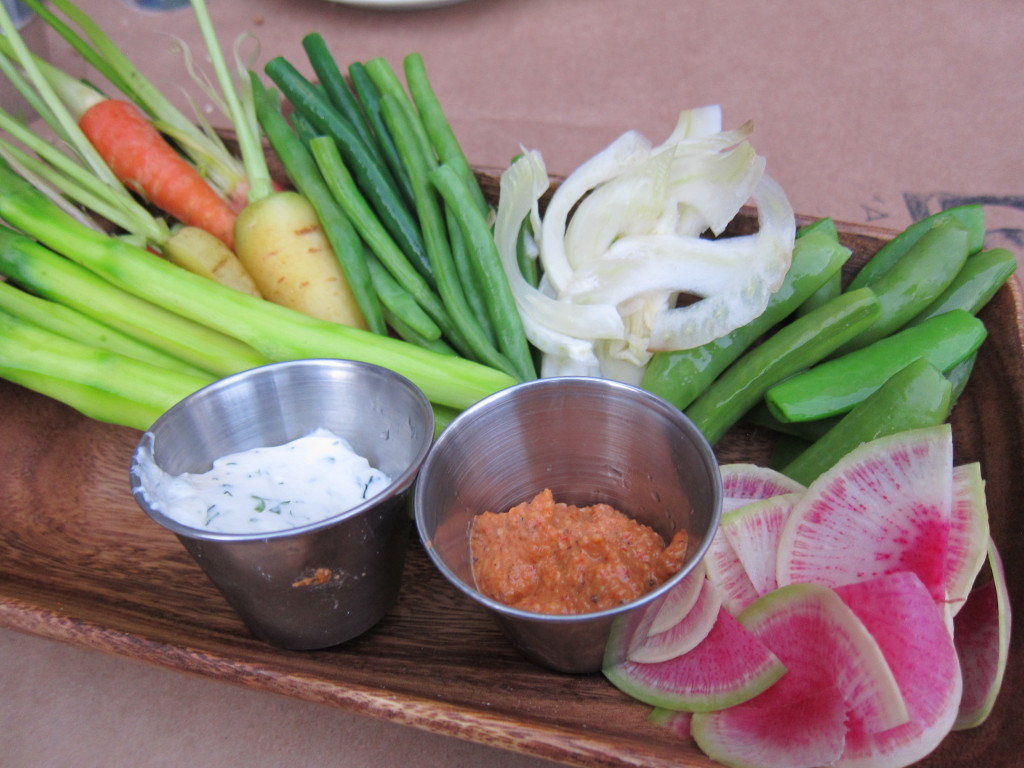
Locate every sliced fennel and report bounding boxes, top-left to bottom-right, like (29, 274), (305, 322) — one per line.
(497, 106), (796, 383)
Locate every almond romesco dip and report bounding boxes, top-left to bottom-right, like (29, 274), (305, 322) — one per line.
(469, 488), (689, 615)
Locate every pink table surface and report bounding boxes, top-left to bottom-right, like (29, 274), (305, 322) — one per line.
(2, 0), (1021, 766)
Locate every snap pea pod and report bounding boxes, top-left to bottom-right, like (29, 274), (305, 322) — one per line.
(746, 402), (839, 442)
(847, 204), (985, 291)
(764, 308), (986, 423)
(831, 220), (970, 355)
(906, 247), (1017, 327)
(684, 287), (881, 445)
(794, 217), (842, 318)
(781, 358), (953, 486)
(642, 230), (851, 410)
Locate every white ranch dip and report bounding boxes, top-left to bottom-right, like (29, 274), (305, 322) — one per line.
(135, 428), (392, 534)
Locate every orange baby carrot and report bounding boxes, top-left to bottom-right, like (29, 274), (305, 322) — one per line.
(78, 98), (237, 248)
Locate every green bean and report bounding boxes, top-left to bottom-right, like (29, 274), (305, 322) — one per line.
(847, 204), (986, 291)
(301, 35), (379, 161)
(906, 247), (1017, 326)
(364, 57), (436, 159)
(403, 52), (489, 218)
(831, 220), (970, 355)
(447, 207), (496, 345)
(250, 73), (386, 335)
(381, 306), (454, 356)
(380, 92), (519, 379)
(264, 56), (433, 282)
(428, 162), (537, 381)
(363, 250), (439, 340)
(308, 135), (472, 356)
(684, 287), (881, 445)
(642, 230), (852, 410)
(764, 308), (986, 423)
(348, 61), (416, 209)
(781, 359), (953, 485)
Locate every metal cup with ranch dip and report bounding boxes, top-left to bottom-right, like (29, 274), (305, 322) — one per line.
(130, 359), (434, 650)
(414, 376), (722, 674)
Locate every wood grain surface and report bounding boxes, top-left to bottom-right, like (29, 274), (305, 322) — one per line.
(0, 172), (1020, 767)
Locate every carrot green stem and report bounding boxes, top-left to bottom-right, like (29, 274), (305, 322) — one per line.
(0, 3), (119, 188)
(23, 0), (245, 196)
(188, 0), (272, 203)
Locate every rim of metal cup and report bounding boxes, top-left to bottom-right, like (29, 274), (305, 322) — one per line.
(413, 375), (722, 626)
(131, 358), (435, 543)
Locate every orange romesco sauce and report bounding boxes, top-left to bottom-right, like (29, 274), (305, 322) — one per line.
(469, 488), (689, 615)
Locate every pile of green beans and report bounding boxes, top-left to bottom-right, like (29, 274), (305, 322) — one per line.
(256, 38), (536, 382)
(642, 204), (1017, 483)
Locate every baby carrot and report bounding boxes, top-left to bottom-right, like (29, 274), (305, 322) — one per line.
(78, 98), (238, 248)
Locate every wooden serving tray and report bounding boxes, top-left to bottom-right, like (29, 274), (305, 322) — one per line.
(0, 173), (1020, 767)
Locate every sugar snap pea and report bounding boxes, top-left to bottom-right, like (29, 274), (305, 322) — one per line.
(847, 204), (985, 291)
(642, 230), (851, 410)
(794, 217), (841, 318)
(831, 219), (970, 355)
(781, 358), (953, 485)
(764, 308), (986, 423)
(684, 287), (881, 445)
(906, 247), (1017, 326)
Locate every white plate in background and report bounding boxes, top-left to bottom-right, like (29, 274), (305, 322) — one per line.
(326, 0), (471, 10)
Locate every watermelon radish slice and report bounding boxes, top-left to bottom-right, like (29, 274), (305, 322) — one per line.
(629, 577), (723, 662)
(691, 583), (908, 768)
(649, 707), (692, 739)
(604, 606), (786, 712)
(945, 462), (990, 617)
(953, 538), (1011, 731)
(776, 425), (954, 602)
(704, 530), (760, 615)
(645, 561), (708, 636)
(721, 463), (806, 509)
(721, 493), (801, 597)
(834, 571), (962, 768)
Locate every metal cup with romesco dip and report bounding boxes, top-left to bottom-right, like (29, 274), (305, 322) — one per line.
(413, 376), (722, 673)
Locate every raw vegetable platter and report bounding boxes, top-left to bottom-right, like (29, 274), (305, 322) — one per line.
(0, 182), (1020, 768)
